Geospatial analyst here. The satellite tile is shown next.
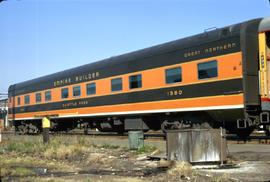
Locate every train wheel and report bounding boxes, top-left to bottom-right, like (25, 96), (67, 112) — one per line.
(28, 123), (40, 134)
(17, 125), (27, 135)
(96, 125), (110, 132)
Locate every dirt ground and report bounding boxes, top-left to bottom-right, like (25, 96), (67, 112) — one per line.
(1, 133), (270, 182)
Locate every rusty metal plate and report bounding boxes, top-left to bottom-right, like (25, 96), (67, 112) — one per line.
(166, 128), (227, 163)
(167, 130), (190, 161)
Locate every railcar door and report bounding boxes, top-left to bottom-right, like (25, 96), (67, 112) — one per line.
(259, 31), (270, 110)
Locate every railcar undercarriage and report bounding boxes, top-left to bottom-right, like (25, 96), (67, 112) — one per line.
(12, 110), (269, 139)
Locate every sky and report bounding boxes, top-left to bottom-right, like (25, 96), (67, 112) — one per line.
(0, 0), (269, 95)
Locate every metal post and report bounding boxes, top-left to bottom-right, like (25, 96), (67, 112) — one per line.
(42, 117), (50, 144)
(4, 99), (8, 128)
(220, 127), (223, 166)
(4, 109), (8, 128)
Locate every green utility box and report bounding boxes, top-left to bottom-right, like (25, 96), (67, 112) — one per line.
(128, 130), (144, 150)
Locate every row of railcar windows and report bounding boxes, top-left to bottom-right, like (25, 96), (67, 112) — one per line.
(165, 60), (217, 83)
(60, 74), (143, 99)
(17, 91), (52, 106)
(16, 60), (217, 106)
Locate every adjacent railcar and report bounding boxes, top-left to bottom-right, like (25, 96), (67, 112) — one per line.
(8, 17), (270, 137)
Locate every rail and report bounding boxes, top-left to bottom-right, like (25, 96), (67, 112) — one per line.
(2, 129), (270, 142)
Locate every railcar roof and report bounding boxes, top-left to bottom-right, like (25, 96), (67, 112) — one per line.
(259, 17), (270, 33)
(9, 18), (261, 94)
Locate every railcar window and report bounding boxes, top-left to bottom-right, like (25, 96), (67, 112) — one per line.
(24, 95), (30, 105)
(61, 88), (69, 99)
(36, 93), (42, 103)
(111, 78), (122, 92)
(17, 97), (20, 106)
(198, 60), (217, 79)
(129, 74), (142, 89)
(166, 67), (182, 84)
(45, 91), (51, 102)
(87, 83), (96, 95)
(73, 86), (81, 97)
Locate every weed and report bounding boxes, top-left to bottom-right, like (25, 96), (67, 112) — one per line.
(1, 166), (35, 177)
(167, 161), (193, 179)
(136, 145), (157, 154)
(84, 178), (92, 182)
(86, 153), (106, 165)
(100, 144), (119, 149)
(0, 167), (10, 177)
(120, 146), (131, 153)
(213, 173), (231, 182)
(14, 167), (35, 176)
(77, 136), (87, 146)
(3, 140), (45, 155)
(44, 144), (87, 160)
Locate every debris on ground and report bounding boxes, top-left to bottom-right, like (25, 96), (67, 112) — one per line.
(1, 134), (270, 181)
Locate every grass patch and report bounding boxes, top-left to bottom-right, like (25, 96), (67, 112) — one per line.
(44, 144), (88, 160)
(167, 161), (192, 178)
(0, 135), (123, 179)
(136, 145), (157, 154)
(100, 144), (119, 149)
(13, 166), (35, 176)
(91, 143), (120, 150)
(40, 136), (91, 160)
(1, 166), (35, 177)
(0, 136), (93, 160)
(213, 173), (232, 182)
(77, 136), (88, 146)
(1, 139), (46, 155)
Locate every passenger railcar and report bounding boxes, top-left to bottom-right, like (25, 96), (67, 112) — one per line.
(8, 17), (270, 137)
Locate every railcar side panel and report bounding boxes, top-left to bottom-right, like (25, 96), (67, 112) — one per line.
(9, 52), (244, 121)
(9, 18), (269, 136)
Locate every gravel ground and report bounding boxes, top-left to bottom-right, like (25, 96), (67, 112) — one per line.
(1, 132), (270, 182)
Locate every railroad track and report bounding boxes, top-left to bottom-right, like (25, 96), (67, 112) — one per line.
(226, 134), (270, 141)
(0, 129), (166, 139)
(54, 130), (166, 139)
(53, 130), (270, 141)
(2, 129), (270, 142)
